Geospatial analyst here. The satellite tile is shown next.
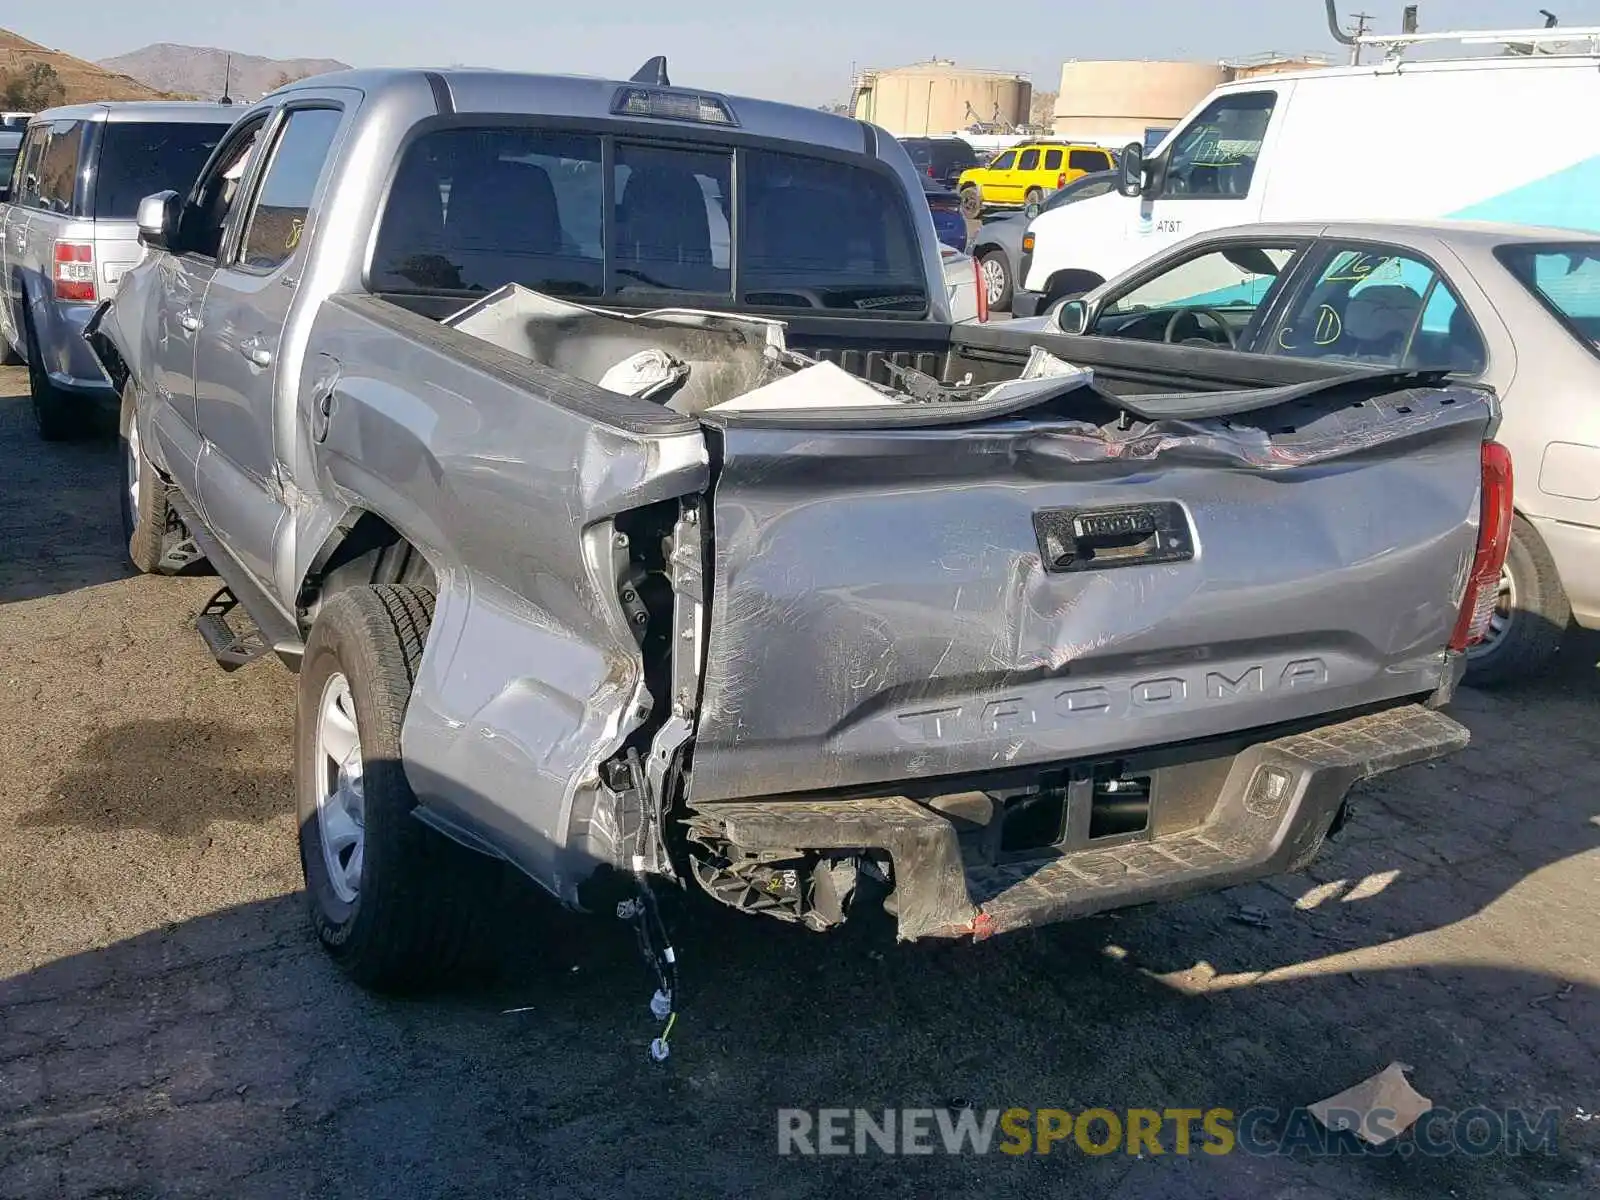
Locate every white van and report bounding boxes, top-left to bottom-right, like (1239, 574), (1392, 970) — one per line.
(1015, 16), (1600, 316)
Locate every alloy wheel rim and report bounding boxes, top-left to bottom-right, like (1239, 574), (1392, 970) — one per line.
(314, 672), (365, 904)
(981, 258), (1008, 305)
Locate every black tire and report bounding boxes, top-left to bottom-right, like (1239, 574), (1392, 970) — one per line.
(119, 384), (172, 574)
(297, 584), (496, 991)
(1463, 516), (1570, 688)
(979, 250), (1014, 312)
(959, 185), (984, 220)
(24, 309), (83, 442)
(1, 333), (20, 366)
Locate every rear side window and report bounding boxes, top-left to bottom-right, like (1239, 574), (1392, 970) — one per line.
(36, 120), (84, 213)
(93, 121), (231, 219)
(1069, 148), (1110, 172)
(371, 127), (927, 315)
(238, 108), (342, 272)
(1043, 148), (1062, 171)
(0, 140), (20, 190)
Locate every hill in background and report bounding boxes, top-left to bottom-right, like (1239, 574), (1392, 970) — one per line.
(1, 28), (175, 104)
(100, 43), (350, 102)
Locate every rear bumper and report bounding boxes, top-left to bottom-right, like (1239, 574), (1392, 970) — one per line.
(40, 301), (114, 398)
(693, 703), (1469, 941)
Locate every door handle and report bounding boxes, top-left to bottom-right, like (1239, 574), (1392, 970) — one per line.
(239, 336), (273, 368)
(1033, 502), (1194, 573)
(177, 311), (201, 332)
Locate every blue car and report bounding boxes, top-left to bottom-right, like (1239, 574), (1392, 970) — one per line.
(922, 176), (968, 253)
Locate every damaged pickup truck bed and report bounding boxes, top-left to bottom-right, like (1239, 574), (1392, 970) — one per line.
(87, 62), (1510, 997)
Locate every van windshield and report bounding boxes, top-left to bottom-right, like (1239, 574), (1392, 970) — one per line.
(93, 122), (233, 219)
(1497, 243), (1600, 350)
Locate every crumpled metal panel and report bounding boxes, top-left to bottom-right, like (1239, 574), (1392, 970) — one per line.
(688, 384), (1495, 804)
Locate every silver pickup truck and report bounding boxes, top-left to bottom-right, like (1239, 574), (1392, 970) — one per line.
(86, 62), (1510, 1001)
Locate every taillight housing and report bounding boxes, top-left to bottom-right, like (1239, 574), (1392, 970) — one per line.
(973, 256), (988, 323)
(53, 240), (97, 303)
(1057, 172), (1067, 188)
(1449, 440), (1514, 651)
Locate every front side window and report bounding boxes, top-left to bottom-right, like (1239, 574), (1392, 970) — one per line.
(1160, 92), (1275, 198)
(987, 150), (1016, 171)
(14, 127), (47, 206)
(178, 116), (268, 261)
(35, 120), (84, 213)
(1094, 243), (1300, 346)
(1268, 244), (1486, 373)
(93, 121), (231, 219)
(238, 108), (343, 272)
(1496, 243), (1600, 354)
(1017, 148), (1040, 171)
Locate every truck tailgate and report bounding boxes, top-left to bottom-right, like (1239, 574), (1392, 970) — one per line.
(687, 382), (1493, 803)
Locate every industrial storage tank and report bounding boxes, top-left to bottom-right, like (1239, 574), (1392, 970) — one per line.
(1052, 60), (1228, 148)
(852, 59), (1032, 138)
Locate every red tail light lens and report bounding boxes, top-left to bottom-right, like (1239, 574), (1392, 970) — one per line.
(1449, 440), (1514, 651)
(973, 256), (988, 323)
(53, 240), (97, 303)
(1057, 172), (1066, 188)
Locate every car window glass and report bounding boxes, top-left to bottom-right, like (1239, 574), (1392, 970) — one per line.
(237, 109), (343, 272)
(36, 120), (83, 214)
(370, 127), (605, 296)
(1068, 148), (1108, 172)
(179, 117), (268, 261)
(612, 143), (731, 297)
(1043, 148), (1062, 171)
(1017, 148), (1040, 171)
(93, 122), (230, 220)
(14, 127), (47, 206)
(988, 150), (1016, 171)
(1160, 91), (1275, 198)
(1269, 245), (1486, 373)
(1094, 244), (1299, 345)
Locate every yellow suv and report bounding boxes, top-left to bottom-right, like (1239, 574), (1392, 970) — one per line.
(957, 142), (1115, 217)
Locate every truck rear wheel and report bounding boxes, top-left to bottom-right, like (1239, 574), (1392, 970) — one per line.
(297, 584), (495, 991)
(120, 384), (173, 574)
(25, 310), (83, 442)
(1463, 516), (1570, 688)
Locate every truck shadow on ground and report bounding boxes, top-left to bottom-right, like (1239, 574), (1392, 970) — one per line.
(18, 719), (293, 836)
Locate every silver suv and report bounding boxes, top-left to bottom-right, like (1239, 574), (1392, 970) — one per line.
(0, 101), (237, 438)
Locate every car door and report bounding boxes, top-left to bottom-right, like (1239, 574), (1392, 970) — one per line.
(143, 113), (271, 507)
(193, 103), (345, 591)
(1082, 236), (1307, 350)
(1008, 146), (1041, 203)
(977, 149), (1016, 204)
(0, 123), (45, 353)
(1136, 88), (1283, 256)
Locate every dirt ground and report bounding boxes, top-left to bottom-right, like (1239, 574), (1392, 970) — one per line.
(0, 365), (1596, 1200)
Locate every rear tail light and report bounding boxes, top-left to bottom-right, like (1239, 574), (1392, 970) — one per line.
(973, 256), (988, 323)
(53, 240), (97, 303)
(1449, 440), (1514, 651)
(1057, 172), (1067, 188)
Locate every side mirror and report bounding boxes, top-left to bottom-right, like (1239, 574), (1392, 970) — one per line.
(136, 190), (181, 250)
(1118, 142), (1145, 198)
(1055, 298), (1089, 336)
(1024, 196), (1044, 220)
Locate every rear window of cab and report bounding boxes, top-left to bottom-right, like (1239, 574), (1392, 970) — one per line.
(369, 125), (930, 316)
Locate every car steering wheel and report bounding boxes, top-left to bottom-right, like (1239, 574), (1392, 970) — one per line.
(1163, 307), (1238, 348)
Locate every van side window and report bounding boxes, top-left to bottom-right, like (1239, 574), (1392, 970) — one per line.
(1017, 148), (1040, 171)
(1267, 244), (1486, 373)
(13, 126), (47, 207)
(35, 120), (84, 214)
(1160, 91), (1275, 199)
(1043, 149), (1062, 171)
(1069, 148), (1110, 173)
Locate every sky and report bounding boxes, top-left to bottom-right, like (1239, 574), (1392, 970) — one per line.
(33, 0), (1600, 106)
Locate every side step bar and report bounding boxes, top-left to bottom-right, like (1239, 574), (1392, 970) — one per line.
(167, 492), (305, 671)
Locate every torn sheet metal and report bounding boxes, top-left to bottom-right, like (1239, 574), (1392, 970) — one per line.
(707, 359), (904, 412)
(1310, 1062), (1433, 1145)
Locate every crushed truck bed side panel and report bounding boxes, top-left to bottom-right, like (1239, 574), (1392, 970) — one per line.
(688, 385), (1493, 804)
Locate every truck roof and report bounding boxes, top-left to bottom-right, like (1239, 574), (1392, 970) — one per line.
(1214, 48), (1600, 93)
(27, 100), (241, 125)
(272, 67), (876, 158)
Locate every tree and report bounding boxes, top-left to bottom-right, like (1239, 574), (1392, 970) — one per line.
(2, 62), (67, 110)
